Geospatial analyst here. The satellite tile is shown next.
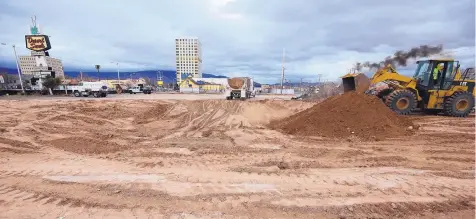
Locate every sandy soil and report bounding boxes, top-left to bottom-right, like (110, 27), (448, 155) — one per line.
(0, 93), (294, 101)
(0, 96), (474, 218)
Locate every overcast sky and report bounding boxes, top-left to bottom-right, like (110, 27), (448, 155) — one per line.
(0, 0), (474, 83)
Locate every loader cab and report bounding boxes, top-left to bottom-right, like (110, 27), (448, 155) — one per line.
(413, 59), (459, 90)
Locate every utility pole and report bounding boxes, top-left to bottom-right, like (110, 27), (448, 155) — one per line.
(117, 63), (120, 81)
(11, 45), (24, 93)
(110, 62), (120, 81)
(280, 48), (285, 94)
(1, 43), (24, 93)
(317, 74), (322, 84)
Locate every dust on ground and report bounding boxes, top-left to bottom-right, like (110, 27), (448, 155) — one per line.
(0, 96), (474, 218)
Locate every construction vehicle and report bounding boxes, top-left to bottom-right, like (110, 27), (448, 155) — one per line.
(142, 86), (152, 94)
(225, 77), (254, 100)
(342, 59), (475, 117)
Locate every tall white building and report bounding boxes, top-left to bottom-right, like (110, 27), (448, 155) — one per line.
(19, 51), (64, 78)
(175, 37), (202, 84)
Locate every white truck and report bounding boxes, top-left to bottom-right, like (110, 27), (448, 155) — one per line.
(224, 77), (255, 100)
(71, 82), (108, 98)
(127, 86), (142, 94)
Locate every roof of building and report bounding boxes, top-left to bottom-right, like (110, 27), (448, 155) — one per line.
(182, 77), (220, 86)
(196, 80), (220, 85)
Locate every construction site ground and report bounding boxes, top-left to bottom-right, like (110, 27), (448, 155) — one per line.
(0, 94), (474, 218)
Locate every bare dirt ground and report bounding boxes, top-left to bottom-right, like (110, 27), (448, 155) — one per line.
(0, 93), (294, 101)
(0, 96), (474, 218)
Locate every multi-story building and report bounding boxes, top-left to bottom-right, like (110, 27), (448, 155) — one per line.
(175, 37), (202, 84)
(18, 51), (64, 78)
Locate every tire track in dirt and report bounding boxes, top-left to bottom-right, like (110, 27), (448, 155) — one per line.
(0, 176), (266, 218)
(0, 185), (155, 218)
(264, 196), (475, 218)
(154, 167), (474, 203)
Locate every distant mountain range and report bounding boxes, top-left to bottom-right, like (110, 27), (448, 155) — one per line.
(0, 67), (262, 87)
(63, 70), (228, 83)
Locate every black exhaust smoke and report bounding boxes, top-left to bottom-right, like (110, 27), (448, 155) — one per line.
(355, 44), (444, 71)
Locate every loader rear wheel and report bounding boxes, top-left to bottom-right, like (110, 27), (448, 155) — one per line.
(443, 91), (474, 117)
(385, 89), (416, 115)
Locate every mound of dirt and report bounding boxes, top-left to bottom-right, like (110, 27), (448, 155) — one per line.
(134, 104), (169, 124)
(78, 104), (137, 119)
(228, 78), (245, 89)
(270, 92), (414, 140)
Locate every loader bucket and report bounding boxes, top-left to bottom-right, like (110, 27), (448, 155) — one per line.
(340, 73), (371, 93)
(342, 76), (356, 92)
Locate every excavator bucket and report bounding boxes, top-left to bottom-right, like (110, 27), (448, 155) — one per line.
(340, 73), (371, 93)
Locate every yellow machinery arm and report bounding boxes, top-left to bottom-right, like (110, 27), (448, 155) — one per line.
(368, 65), (421, 100)
(369, 65), (414, 88)
(342, 65), (421, 100)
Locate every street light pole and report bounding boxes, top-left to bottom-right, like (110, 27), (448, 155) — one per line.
(280, 48), (285, 95)
(110, 62), (120, 81)
(1, 43), (24, 93)
(116, 63), (120, 81)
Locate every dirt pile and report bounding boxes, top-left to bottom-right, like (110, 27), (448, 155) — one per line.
(77, 104), (137, 119)
(270, 92), (414, 140)
(227, 78), (245, 89)
(134, 104), (169, 124)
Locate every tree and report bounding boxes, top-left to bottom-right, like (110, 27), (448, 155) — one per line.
(42, 75), (62, 95)
(95, 65), (101, 81)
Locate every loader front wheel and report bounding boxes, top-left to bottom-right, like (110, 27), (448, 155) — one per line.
(385, 90), (416, 115)
(443, 91), (474, 117)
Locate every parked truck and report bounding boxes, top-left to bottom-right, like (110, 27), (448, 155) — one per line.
(71, 82), (108, 98)
(224, 77), (255, 100)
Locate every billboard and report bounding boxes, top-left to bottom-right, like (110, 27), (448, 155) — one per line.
(25, 35), (51, 51)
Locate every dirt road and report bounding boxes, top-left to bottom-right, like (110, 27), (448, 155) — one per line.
(0, 98), (474, 218)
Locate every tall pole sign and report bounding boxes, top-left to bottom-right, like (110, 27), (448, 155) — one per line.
(30, 15), (40, 35)
(25, 16), (51, 52)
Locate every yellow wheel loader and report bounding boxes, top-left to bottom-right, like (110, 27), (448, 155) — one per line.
(342, 59), (475, 117)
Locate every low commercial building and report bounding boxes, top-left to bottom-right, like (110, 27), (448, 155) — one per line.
(180, 77), (223, 93)
(191, 78), (228, 87)
(0, 73), (21, 90)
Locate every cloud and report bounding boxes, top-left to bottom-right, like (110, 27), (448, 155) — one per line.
(0, 0), (474, 83)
